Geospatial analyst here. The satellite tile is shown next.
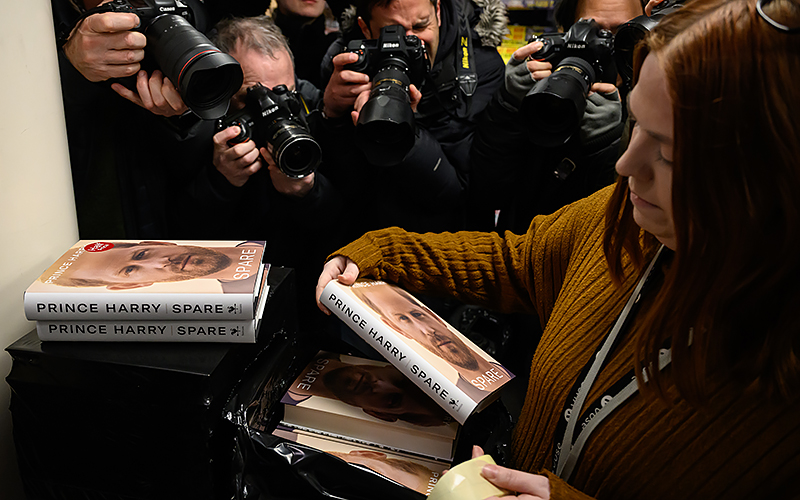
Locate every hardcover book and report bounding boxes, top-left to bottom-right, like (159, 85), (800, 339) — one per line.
(24, 240), (267, 320)
(273, 351), (460, 462)
(320, 279), (515, 424)
(272, 425), (448, 496)
(34, 264), (270, 343)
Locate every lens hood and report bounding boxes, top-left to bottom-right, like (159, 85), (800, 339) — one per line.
(146, 15), (243, 120)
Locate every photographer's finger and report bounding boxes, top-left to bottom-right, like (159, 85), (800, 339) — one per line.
(340, 70), (371, 85)
(332, 51), (359, 69)
(514, 40), (544, 61)
(135, 70), (155, 109)
(85, 12), (140, 34)
(589, 82), (618, 96)
(213, 126), (242, 146)
(409, 84), (422, 111)
(236, 144), (261, 166)
(161, 78), (189, 114)
(530, 69), (552, 81)
(110, 82), (143, 107)
(645, 0), (665, 16)
(245, 158), (264, 176)
(147, 70), (170, 109)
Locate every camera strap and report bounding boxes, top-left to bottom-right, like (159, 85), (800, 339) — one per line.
(420, 6), (478, 121)
(456, 10), (478, 99)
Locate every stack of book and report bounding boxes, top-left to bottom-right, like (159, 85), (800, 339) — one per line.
(23, 240), (270, 343)
(245, 279), (516, 495)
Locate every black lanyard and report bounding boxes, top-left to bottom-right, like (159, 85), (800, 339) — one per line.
(552, 245), (671, 481)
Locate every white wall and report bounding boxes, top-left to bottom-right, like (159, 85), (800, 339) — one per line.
(0, 0), (80, 498)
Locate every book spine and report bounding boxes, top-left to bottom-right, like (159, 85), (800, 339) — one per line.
(321, 282), (477, 424)
(24, 291), (256, 320)
(35, 319), (257, 343)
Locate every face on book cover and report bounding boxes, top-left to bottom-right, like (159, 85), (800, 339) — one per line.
(59, 242), (233, 289)
(358, 286), (484, 371)
(324, 363), (450, 426)
(329, 450), (437, 494)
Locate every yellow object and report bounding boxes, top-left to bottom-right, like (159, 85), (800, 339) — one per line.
(427, 455), (509, 500)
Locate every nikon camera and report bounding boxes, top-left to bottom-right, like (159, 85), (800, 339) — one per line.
(345, 25), (430, 167)
(217, 84), (322, 178)
(93, 0), (243, 120)
(523, 18), (617, 147)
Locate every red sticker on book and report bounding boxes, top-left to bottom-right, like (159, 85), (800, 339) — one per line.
(83, 242), (114, 252)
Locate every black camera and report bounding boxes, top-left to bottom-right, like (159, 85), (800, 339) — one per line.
(615, 0), (684, 90)
(345, 25), (430, 167)
(217, 84), (322, 179)
(523, 18), (617, 147)
(98, 0), (243, 120)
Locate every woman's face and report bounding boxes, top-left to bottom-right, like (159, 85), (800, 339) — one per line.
(615, 53), (676, 250)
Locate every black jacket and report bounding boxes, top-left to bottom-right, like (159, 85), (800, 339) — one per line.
(468, 84), (626, 233)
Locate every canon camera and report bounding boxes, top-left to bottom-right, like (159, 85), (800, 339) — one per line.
(345, 25), (430, 167)
(523, 18), (617, 147)
(90, 0), (243, 120)
(217, 84), (322, 178)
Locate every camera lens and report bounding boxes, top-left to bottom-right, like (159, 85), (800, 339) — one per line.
(355, 64), (416, 167)
(145, 15), (243, 120)
(522, 56), (596, 147)
(272, 125), (322, 178)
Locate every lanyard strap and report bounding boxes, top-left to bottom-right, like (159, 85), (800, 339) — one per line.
(553, 245), (668, 480)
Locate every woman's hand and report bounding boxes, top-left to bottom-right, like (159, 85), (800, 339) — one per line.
(315, 256), (360, 314)
(472, 446), (551, 500)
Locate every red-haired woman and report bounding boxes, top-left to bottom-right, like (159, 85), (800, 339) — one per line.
(315, 0), (800, 498)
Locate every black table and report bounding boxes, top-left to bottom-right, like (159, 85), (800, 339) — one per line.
(6, 266), (320, 500)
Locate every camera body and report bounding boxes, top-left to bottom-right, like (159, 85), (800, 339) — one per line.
(345, 25), (429, 89)
(522, 18), (616, 147)
(217, 84), (322, 179)
(529, 18), (617, 87)
(343, 25), (430, 167)
(615, 0), (684, 90)
(98, 0), (243, 119)
(104, 0), (195, 27)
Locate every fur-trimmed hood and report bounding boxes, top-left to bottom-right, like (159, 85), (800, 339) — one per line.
(338, 0), (508, 49)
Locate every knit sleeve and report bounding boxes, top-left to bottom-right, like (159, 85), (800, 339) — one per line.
(542, 470), (599, 500)
(331, 186), (613, 318)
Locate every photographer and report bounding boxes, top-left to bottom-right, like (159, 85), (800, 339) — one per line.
(317, 0), (507, 234)
(162, 16), (348, 303)
(51, 0), (272, 238)
(467, 0), (644, 233)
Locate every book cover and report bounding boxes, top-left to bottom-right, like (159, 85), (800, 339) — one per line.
(34, 265), (271, 343)
(272, 425), (448, 496)
(272, 351), (460, 461)
(320, 280), (515, 424)
(24, 240), (267, 320)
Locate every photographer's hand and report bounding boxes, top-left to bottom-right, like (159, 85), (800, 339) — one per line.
(501, 41), (552, 109)
(316, 256), (361, 314)
(645, 0), (666, 16)
(323, 52), (372, 119)
(111, 70), (189, 117)
(260, 146), (315, 198)
(212, 127), (263, 187)
(351, 84), (421, 126)
(63, 12), (146, 82)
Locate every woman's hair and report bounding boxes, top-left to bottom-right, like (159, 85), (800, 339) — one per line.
(603, 0), (800, 402)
